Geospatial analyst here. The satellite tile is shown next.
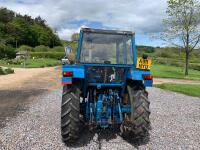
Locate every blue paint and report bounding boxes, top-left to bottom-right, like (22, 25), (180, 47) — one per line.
(89, 83), (123, 87)
(127, 69), (151, 80)
(132, 34), (137, 67)
(93, 90), (126, 128)
(144, 79), (153, 87)
(121, 105), (131, 113)
(76, 30), (83, 61)
(62, 65), (85, 78)
(62, 77), (72, 83)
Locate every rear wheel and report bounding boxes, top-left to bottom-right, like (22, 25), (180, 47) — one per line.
(61, 85), (81, 144)
(121, 83), (150, 138)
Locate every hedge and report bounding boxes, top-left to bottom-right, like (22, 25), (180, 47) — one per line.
(30, 52), (65, 59)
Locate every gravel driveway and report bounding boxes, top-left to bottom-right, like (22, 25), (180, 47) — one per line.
(0, 87), (200, 150)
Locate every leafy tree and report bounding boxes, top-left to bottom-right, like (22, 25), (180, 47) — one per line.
(8, 16), (31, 47)
(0, 7), (61, 51)
(71, 33), (79, 41)
(0, 7), (14, 23)
(35, 16), (46, 27)
(0, 44), (15, 59)
(162, 0), (200, 75)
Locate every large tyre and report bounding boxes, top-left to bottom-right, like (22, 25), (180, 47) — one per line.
(61, 85), (81, 144)
(121, 83), (150, 138)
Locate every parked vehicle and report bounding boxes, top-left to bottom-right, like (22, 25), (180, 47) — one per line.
(61, 28), (153, 144)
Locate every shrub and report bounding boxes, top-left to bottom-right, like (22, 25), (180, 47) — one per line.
(153, 57), (168, 65)
(159, 51), (171, 57)
(137, 46), (155, 53)
(5, 67), (14, 74)
(0, 44), (16, 59)
(0, 67), (14, 75)
(145, 47), (155, 53)
(34, 45), (49, 52)
(30, 52), (64, 59)
(190, 64), (200, 71)
(6, 58), (24, 65)
(50, 46), (64, 52)
(0, 67), (4, 75)
(18, 45), (34, 52)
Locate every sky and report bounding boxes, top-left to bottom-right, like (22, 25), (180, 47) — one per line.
(0, 0), (168, 46)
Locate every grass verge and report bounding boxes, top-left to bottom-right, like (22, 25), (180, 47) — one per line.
(152, 64), (200, 80)
(155, 83), (200, 97)
(0, 58), (61, 68)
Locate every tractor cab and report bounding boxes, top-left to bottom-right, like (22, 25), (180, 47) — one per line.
(78, 28), (134, 65)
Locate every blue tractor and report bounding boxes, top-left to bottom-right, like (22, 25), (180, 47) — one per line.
(61, 28), (153, 143)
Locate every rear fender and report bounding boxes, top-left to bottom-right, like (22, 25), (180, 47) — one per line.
(127, 69), (153, 87)
(62, 65), (85, 85)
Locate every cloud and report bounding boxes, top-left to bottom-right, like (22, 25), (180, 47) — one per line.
(0, 0), (167, 41)
(57, 25), (87, 40)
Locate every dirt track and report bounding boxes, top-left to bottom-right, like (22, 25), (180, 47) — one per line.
(154, 77), (200, 85)
(0, 67), (61, 90)
(0, 67), (61, 128)
(1, 67), (199, 88)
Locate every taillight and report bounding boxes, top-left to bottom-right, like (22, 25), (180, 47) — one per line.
(63, 71), (73, 77)
(143, 75), (153, 80)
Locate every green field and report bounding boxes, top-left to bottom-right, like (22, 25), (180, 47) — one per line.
(0, 58), (61, 68)
(151, 64), (200, 80)
(155, 83), (200, 97)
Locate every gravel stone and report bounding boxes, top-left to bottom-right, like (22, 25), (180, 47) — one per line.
(0, 87), (200, 150)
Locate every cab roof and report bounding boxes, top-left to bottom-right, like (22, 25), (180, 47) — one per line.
(81, 28), (134, 35)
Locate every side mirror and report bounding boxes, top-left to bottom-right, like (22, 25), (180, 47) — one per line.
(64, 46), (72, 56)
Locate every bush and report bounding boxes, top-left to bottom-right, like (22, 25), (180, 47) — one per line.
(50, 46), (64, 52)
(5, 67), (14, 74)
(0, 67), (4, 75)
(30, 52), (64, 59)
(159, 51), (171, 57)
(145, 47), (155, 53)
(153, 57), (168, 65)
(0, 67), (14, 75)
(18, 45), (34, 52)
(0, 44), (16, 59)
(6, 58), (24, 65)
(190, 64), (200, 71)
(155, 48), (179, 58)
(137, 46), (155, 53)
(34, 45), (49, 52)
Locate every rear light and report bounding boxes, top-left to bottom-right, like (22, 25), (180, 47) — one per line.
(63, 71), (73, 77)
(143, 75), (153, 80)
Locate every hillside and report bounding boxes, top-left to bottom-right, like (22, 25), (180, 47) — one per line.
(0, 7), (61, 59)
(137, 46), (200, 71)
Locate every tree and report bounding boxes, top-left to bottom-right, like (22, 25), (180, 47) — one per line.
(0, 7), (14, 23)
(162, 0), (200, 75)
(0, 7), (61, 48)
(71, 33), (79, 41)
(8, 17), (30, 48)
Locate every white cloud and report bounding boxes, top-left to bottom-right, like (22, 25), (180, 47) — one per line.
(0, 0), (167, 40)
(57, 25), (87, 40)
